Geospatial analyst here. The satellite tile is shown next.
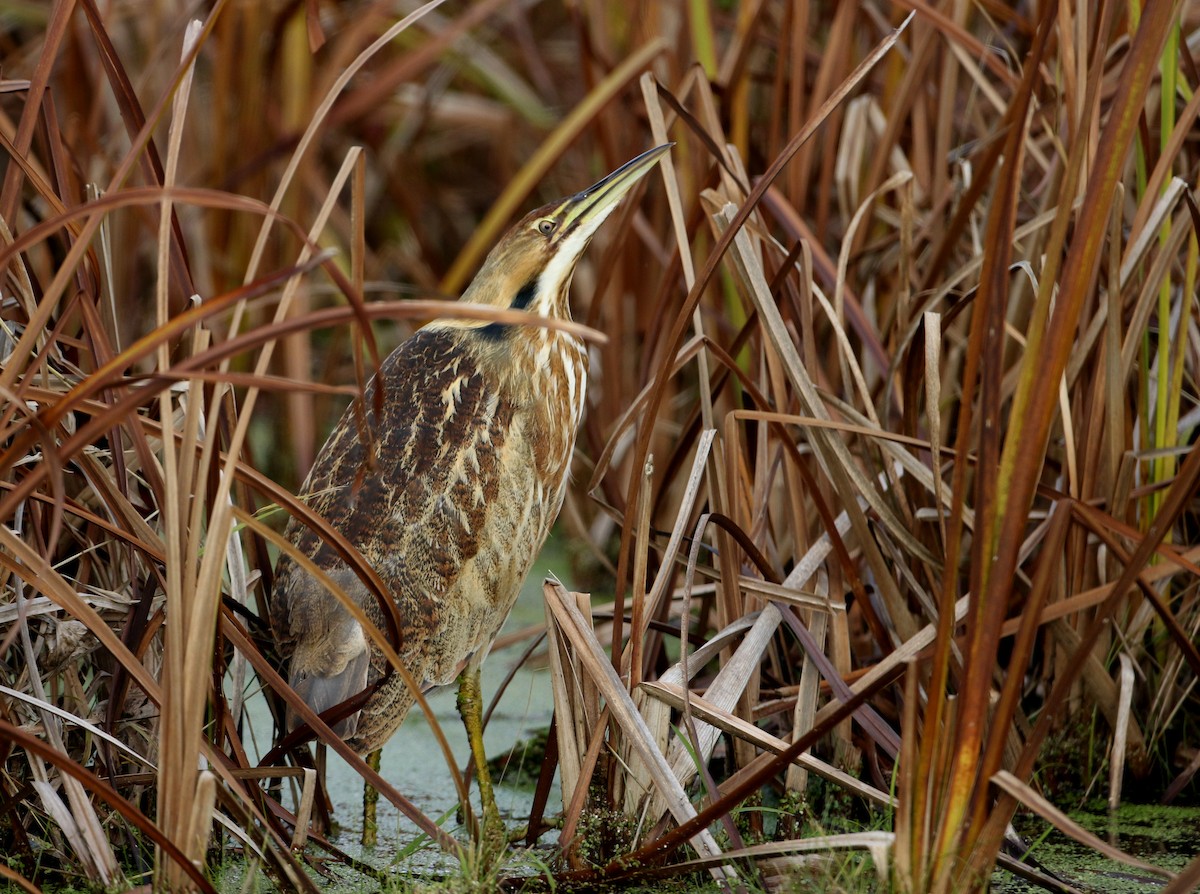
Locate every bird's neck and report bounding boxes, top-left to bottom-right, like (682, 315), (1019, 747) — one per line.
(514, 326), (589, 502)
(493, 326), (588, 418)
(423, 315), (590, 435)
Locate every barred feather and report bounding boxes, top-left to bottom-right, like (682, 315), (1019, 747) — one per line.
(271, 143), (666, 754)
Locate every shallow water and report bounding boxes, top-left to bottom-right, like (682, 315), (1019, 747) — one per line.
(226, 542), (1200, 891)
(998, 802), (1200, 892)
(325, 592), (553, 858)
(230, 550), (563, 889)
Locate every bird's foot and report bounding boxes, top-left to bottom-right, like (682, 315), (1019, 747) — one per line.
(504, 822), (538, 847)
(481, 812), (508, 864)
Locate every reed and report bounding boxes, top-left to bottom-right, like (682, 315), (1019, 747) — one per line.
(0, 2), (1197, 891)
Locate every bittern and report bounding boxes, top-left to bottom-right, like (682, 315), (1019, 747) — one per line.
(272, 144), (671, 839)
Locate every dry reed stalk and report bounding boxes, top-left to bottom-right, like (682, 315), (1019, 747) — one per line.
(640, 681), (891, 808)
(2, 3), (1200, 890)
(153, 21), (221, 891)
(543, 583), (587, 812)
(543, 581), (735, 883)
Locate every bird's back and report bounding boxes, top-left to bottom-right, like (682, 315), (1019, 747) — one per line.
(273, 322), (587, 752)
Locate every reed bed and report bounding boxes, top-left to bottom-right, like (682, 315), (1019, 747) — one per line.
(0, 1), (1198, 892)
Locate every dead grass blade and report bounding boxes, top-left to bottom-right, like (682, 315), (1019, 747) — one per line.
(640, 681), (892, 808)
(618, 660), (905, 872)
(0, 718), (216, 893)
(5, 2), (1200, 888)
(543, 581), (734, 880)
(991, 770), (1173, 879)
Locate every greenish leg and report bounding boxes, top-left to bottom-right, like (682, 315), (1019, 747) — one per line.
(361, 747), (381, 847)
(457, 665), (503, 846)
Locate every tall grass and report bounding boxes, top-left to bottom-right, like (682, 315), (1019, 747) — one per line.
(0, 2), (1197, 892)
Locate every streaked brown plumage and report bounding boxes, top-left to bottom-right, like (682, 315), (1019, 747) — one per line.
(271, 144), (670, 833)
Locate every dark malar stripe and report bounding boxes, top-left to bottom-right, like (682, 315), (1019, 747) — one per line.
(478, 278), (539, 341)
(512, 278), (538, 309)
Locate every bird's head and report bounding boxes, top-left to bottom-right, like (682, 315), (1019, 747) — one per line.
(459, 143), (672, 328)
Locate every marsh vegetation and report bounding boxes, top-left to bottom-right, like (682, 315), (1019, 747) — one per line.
(0, 1), (1198, 891)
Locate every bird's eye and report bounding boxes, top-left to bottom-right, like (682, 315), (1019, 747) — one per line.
(536, 219), (556, 236)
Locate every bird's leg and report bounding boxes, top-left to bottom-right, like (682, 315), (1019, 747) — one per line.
(361, 747), (381, 847)
(456, 665), (504, 848)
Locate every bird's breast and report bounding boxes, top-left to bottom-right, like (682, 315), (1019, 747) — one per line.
(485, 330), (588, 540)
(521, 329), (589, 485)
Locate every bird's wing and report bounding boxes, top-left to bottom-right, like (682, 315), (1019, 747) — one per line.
(277, 327), (518, 718)
(303, 325), (517, 595)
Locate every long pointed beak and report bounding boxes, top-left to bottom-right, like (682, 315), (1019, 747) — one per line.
(558, 143), (673, 237)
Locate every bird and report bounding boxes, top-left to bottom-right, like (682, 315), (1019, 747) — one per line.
(271, 143), (671, 841)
